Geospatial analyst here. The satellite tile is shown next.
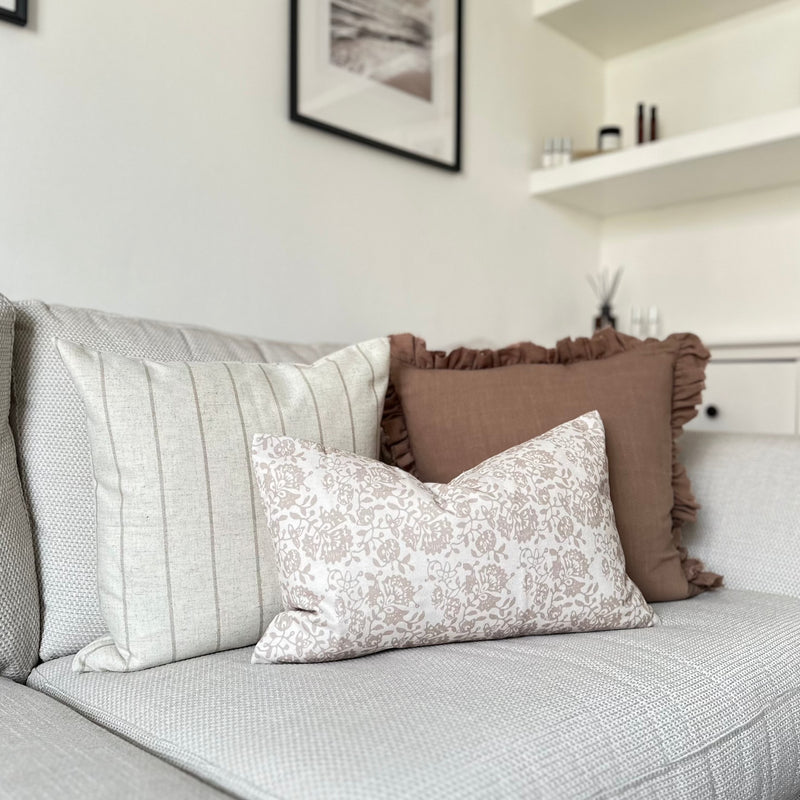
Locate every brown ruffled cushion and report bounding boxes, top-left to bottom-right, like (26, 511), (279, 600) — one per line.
(382, 328), (722, 602)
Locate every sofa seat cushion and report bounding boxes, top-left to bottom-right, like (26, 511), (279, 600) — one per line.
(0, 678), (226, 799)
(28, 589), (800, 800)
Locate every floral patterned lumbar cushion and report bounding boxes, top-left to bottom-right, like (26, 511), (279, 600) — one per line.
(251, 411), (657, 664)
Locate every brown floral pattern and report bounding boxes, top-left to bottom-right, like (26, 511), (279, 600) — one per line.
(251, 412), (656, 664)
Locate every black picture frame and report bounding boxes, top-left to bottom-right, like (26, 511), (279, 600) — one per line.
(0, 0), (27, 26)
(290, 0), (463, 172)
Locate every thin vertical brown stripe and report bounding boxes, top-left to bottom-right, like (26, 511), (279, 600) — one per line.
(224, 363), (265, 635)
(259, 365), (286, 435)
(98, 352), (130, 663)
(327, 357), (356, 452)
(295, 365), (325, 447)
(355, 344), (381, 451)
(144, 363), (178, 663)
(186, 364), (222, 652)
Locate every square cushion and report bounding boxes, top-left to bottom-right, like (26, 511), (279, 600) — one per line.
(11, 298), (342, 661)
(28, 590), (800, 800)
(0, 294), (38, 682)
(59, 338), (389, 672)
(382, 329), (721, 602)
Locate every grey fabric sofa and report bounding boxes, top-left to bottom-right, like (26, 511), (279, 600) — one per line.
(0, 678), (226, 799)
(2, 296), (800, 800)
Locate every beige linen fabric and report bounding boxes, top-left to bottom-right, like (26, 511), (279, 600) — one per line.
(251, 412), (656, 664)
(58, 338), (389, 672)
(12, 298), (341, 662)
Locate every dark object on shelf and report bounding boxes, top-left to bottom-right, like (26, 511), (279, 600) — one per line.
(598, 125), (622, 152)
(588, 267), (623, 332)
(289, 0), (463, 172)
(650, 106), (659, 141)
(637, 103), (645, 144)
(594, 304), (617, 331)
(705, 405), (719, 419)
(0, 0), (27, 26)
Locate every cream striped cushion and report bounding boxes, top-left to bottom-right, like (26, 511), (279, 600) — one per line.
(57, 338), (389, 672)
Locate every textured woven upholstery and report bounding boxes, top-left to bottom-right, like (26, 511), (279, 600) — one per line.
(0, 677), (225, 799)
(11, 298), (340, 661)
(29, 589), (800, 800)
(0, 294), (39, 682)
(681, 431), (800, 600)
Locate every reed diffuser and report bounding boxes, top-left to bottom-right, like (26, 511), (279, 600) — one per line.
(587, 267), (623, 331)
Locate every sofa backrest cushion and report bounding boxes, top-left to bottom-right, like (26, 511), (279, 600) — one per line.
(11, 299), (340, 661)
(0, 295), (39, 681)
(680, 431), (800, 600)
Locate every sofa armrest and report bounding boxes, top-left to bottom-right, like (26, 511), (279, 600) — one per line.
(680, 431), (800, 600)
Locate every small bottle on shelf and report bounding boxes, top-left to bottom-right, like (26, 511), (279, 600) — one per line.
(598, 126), (622, 152)
(630, 307), (643, 338)
(637, 103), (645, 145)
(647, 306), (660, 338)
(594, 303), (616, 331)
(552, 138), (563, 167)
(650, 106), (659, 141)
(541, 138), (554, 169)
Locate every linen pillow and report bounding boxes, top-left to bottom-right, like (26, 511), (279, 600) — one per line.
(251, 412), (656, 664)
(12, 298), (341, 662)
(58, 338), (389, 672)
(382, 329), (722, 603)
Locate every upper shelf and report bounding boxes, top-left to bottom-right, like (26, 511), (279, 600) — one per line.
(528, 107), (800, 217)
(532, 0), (790, 58)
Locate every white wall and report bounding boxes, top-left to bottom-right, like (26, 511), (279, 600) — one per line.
(600, 1), (800, 343)
(604, 1), (800, 142)
(0, 1), (602, 348)
(602, 186), (800, 342)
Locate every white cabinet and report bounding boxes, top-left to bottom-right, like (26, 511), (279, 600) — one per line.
(687, 343), (800, 435)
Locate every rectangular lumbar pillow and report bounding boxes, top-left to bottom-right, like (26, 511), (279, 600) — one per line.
(251, 412), (656, 664)
(383, 329), (722, 603)
(58, 338), (389, 672)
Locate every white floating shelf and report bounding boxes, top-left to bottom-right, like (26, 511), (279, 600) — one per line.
(533, 0), (789, 58)
(528, 108), (800, 217)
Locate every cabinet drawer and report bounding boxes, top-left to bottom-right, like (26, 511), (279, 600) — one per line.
(688, 360), (798, 435)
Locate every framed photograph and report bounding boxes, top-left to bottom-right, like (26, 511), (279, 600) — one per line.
(0, 0), (27, 26)
(290, 0), (463, 172)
